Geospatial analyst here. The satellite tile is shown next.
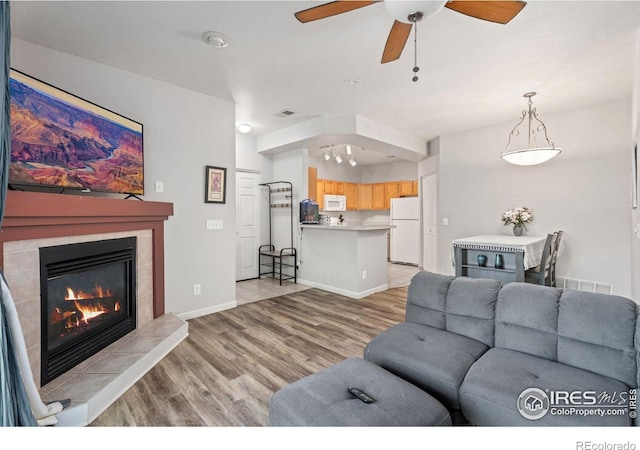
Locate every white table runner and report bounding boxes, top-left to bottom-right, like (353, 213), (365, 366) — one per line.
(452, 234), (547, 270)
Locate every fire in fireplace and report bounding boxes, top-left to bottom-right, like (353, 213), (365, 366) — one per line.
(40, 237), (137, 385)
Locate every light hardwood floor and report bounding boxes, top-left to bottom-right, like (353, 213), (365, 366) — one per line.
(90, 287), (407, 426)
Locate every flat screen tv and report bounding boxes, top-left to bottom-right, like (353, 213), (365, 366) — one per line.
(9, 69), (144, 196)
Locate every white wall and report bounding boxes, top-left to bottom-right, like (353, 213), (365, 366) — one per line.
(236, 133), (273, 179)
(11, 39), (238, 317)
(236, 132), (273, 262)
(438, 100), (633, 298)
(310, 155), (361, 183)
(271, 149), (307, 271)
(360, 160), (418, 183)
(631, 31), (640, 301)
(310, 155), (419, 184)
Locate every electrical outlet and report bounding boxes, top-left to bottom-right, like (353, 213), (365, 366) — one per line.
(362, 270), (367, 280)
(193, 284), (201, 295)
(155, 181), (164, 193)
(442, 218), (449, 226)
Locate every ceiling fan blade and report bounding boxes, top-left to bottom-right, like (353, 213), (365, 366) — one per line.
(445, 0), (526, 24)
(381, 20), (413, 64)
(294, 1), (378, 23)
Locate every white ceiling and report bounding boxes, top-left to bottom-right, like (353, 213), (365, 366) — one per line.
(9, 1), (640, 165)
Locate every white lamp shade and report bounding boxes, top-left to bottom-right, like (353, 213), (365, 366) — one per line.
(501, 147), (562, 166)
(384, 0), (447, 22)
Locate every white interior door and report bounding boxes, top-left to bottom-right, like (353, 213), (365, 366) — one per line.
(422, 173), (438, 272)
(236, 171), (260, 281)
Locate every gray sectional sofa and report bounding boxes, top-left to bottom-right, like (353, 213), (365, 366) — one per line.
(364, 271), (639, 426)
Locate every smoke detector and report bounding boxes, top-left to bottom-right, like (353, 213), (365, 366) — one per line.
(202, 31), (228, 48)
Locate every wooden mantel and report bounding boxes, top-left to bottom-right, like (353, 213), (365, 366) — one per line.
(0, 190), (174, 317)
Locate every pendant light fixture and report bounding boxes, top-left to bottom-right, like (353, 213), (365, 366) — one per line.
(501, 92), (562, 166)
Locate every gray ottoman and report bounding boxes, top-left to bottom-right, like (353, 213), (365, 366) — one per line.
(269, 357), (452, 426)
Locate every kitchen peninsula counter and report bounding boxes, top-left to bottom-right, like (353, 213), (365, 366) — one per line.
(298, 224), (392, 299)
(300, 224), (393, 231)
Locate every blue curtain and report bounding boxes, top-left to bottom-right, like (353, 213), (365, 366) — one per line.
(0, 0), (37, 426)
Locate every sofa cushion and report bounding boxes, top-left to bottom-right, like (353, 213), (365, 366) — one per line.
(557, 289), (638, 388)
(364, 321), (489, 410)
(405, 271), (454, 329)
(459, 348), (633, 426)
(495, 283), (561, 360)
(406, 271), (500, 346)
(445, 276), (501, 346)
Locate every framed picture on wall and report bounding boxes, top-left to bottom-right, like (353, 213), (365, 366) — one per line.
(205, 166), (227, 204)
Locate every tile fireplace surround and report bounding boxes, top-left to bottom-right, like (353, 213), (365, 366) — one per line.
(1, 190), (187, 426)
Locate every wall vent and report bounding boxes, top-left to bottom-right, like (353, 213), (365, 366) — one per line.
(277, 109), (296, 117)
(557, 277), (613, 295)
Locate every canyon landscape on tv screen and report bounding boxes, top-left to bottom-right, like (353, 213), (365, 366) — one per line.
(9, 70), (144, 195)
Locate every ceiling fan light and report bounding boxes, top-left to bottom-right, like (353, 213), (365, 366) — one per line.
(384, 0), (447, 23)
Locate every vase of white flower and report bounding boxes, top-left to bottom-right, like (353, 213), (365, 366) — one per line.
(501, 207), (533, 236)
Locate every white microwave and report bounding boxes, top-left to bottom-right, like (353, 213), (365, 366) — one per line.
(323, 194), (346, 211)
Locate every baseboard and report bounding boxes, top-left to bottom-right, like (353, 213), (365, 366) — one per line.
(297, 279), (388, 299)
(177, 300), (237, 320)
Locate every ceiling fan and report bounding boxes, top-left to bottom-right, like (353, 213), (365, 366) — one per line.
(294, 1), (527, 65)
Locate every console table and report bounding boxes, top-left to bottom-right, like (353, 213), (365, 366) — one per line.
(452, 234), (547, 284)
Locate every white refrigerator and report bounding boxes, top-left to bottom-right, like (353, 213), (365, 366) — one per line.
(390, 197), (420, 265)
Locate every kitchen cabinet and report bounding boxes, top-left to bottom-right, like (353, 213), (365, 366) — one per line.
(307, 168), (417, 211)
(358, 184), (372, 210)
(316, 179), (325, 210)
(372, 183), (386, 210)
(399, 180), (417, 196)
(308, 167), (317, 202)
(323, 179), (337, 195)
(344, 182), (358, 210)
(385, 182), (399, 210)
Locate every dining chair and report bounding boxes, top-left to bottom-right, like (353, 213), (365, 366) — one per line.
(525, 232), (560, 287)
(549, 230), (563, 287)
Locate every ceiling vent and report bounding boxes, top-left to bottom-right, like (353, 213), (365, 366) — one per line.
(277, 109), (296, 117)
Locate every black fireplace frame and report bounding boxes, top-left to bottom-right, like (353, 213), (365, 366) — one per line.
(39, 237), (137, 385)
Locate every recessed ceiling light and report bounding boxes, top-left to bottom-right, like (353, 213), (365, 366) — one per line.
(202, 31), (229, 48)
(237, 123), (252, 133)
